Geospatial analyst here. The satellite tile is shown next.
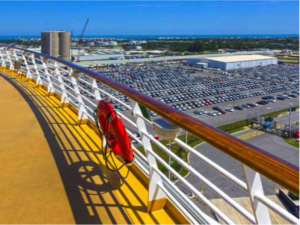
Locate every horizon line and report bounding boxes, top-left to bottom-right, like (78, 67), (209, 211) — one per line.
(1, 33), (299, 36)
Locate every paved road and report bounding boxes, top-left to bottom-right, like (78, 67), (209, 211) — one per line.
(180, 111), (299, 200)
(183, 130), (299, 199)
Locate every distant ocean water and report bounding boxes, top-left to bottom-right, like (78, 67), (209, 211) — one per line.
(0, 34), (298, 40)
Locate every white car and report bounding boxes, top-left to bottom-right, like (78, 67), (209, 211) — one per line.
(214, 111), (222, 116)
(225, 107), (234, 112)
(208, 111), (217, 116)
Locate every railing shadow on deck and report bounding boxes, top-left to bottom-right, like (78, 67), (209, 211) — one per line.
(0, 73), (144, 224)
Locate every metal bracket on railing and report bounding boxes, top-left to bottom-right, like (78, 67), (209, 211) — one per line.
(243, 165), (271, 224)
(55, 62), (69, 108)
(153, 118), (182, 180)
(92, 79), (101, 102)
(21, 52), (31, 80)
(6, 50), (13, 71)
(45, 61), (54, 95)
(130, 99), (167, 212)
(71, 73), (88, 125)
(0, 49), (4, 68)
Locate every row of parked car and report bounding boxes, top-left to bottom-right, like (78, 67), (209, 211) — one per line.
(168, 83), (298, 112)
(59, 64), (299, 121)
(95, 66), (233, 93)
(229, 65), (299, 84)
(193, 102), (261, 116)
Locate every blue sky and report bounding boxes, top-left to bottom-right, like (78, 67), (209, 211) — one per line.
(1, 1), (299, 35)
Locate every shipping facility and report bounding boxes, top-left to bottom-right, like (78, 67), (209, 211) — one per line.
(187, 54), (278, 70)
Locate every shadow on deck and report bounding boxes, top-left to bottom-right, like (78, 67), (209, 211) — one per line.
(0, 70), (181, 224)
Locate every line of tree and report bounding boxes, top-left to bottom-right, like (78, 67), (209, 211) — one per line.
(141, 37), (299, 53)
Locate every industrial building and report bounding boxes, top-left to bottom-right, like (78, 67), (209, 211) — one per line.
(41, 31), (71, 61)
(187, 55), (278, 70)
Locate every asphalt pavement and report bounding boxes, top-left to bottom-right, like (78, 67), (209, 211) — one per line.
(179, 111), (299, 200)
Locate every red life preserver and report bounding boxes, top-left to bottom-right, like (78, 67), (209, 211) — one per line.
(96, 100), (134, 164)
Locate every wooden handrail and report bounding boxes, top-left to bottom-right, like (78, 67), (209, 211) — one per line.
(4, 45), (299, 194)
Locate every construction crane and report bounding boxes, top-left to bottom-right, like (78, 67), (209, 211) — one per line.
(76, 18), (89, 62)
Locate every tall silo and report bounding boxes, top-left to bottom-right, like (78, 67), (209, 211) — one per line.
(41, 31), (70, 61)
(59, 32), (71, 61)
(50, 32), (59, 58)
(41, 32), (52, 56)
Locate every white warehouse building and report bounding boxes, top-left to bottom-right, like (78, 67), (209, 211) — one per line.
(187, 55), (278, 70)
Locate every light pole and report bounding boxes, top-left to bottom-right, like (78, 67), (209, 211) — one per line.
(185, 131), (188, 144)
(289, 103), (293, 135)
(168, 140), (172, 180)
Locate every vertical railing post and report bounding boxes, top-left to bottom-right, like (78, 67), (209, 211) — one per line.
(31, 53), (39, 75)
(44, 60), (55, 96)
(56, 66), (69, 108)
(21, 52), (32, 79)
(6, 49), (14, 71)
(92, 79), (101, 102)
(130, 100), (167, 212)
(30, 53), (41, 85)
(243, 165), (271, 224)
(12, 50), (21, 75)
(12, 50), (18, 69)
(0, 49), (5, 68)
(70, 69), (88, 125)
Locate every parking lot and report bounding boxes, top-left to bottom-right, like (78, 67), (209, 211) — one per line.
(46, 63), (299, 132)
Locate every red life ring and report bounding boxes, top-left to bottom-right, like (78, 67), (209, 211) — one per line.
(96, 100), (134, 164)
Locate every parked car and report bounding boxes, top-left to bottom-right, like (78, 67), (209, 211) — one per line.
(225, 107), (234, 112)
(208, 111), (217, 116)
(194, 110), (203, 115)
(241, 104), (250, 108)
(247, 103), (256, 107)
(234, 106), (243, 110)
(257, 100), (268, 105)
(289, 94), (298, 98)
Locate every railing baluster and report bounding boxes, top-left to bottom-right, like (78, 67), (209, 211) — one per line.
(55, 64), (70, 107)
(129, 100), (167, 212)
(21, 52), (32, 79)
(44, 60), (55, 95)
(92, 79), (101, 102)
(70, 68), (88, 124)
(0, 49), (4, 67)
(243, 165), (271, 224)
(6, 49), (13, 70)
(30, 54), (42, 86)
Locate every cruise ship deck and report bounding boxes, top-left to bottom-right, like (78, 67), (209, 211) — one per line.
(0, 69), (185, 224)
(0, 46), (299, 225)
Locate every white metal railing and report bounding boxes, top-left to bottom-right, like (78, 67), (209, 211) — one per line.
(0, 46), (299, 225)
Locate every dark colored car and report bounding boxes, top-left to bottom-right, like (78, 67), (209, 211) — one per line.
(257, 101), (268, 105)
(277, 96), (286, 100)
(212, 106), (222, 111)
(247, 103), (256, 107)
(234, 106), (243, 110)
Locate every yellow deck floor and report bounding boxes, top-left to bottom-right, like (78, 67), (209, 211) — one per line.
(0, 69), (183, 224)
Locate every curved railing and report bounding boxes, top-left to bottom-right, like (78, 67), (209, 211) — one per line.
(5, 45), (298, 193)
(0, 45), (299, 224)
